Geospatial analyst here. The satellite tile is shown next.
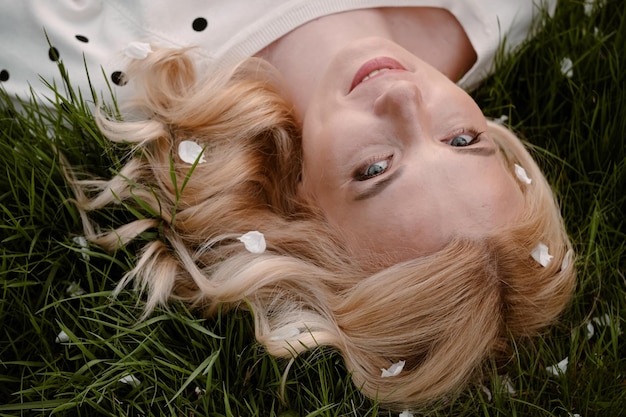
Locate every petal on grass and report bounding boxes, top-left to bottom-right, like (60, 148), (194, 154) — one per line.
(66, 281), (86, 297)
(55, 330), (70, 343)
(531, 243), (553, 267)
(500, 375), (516, 395)
(560, 57), (574, 78)
(238, 231), (266, 254)
(119, 374), (141, 388)
(479, 384), (492, 402)
(592, 313), (623, 335)
(72, 236), (90, 261)
(584, 320), (595, 340)
(546, 357), (569, 377)
(381, 360), (405, 378)
(178, 140), (206, 164)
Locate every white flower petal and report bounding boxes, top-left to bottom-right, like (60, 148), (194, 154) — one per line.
(195, 386), (206, 396)
(399, 411), (414, 417)
(178, 140), (206, 164)
(531, 242), (553, 267)
(72, 236), (90, 261)
(66, 281), (86, 297)
(381, 360), (405, 378)
(479, 383), (493, 402)
(501, 375), (516, 395)
(55, 330), (70, 343)
(514, 164), (532, 184)
(592, 313), (623, 336)
(583, 0), (595, 15)
(123, 41), (153, 60)
(119, 374), (141, 388)
(584, 320), (595, 340)
(238, 231), (266, 254)
(493, 115), (509, 125)
(560, 57), (574, 78)
(561, 249), (574, 270)
(592, 313), (610, 327)
(546, 357), (569, 377)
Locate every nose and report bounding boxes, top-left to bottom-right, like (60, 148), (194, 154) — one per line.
(373, 80), (424, 119)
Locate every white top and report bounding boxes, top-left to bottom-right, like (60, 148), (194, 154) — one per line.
(0, 0), (555, 104)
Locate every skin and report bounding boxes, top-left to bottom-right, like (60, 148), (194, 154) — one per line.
(258, 8), (525, 261)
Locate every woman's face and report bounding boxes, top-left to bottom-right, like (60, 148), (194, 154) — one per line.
(298, 38), (525, 261)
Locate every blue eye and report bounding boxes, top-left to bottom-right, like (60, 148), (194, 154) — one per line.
(356, 158), (391, 181)
(448, 131), (482, 147)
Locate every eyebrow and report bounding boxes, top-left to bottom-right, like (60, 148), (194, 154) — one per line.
(354, 166), (405, 201)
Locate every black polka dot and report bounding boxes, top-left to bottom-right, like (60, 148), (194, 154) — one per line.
(75, 34), (89, 43)
(48, 46), (60, 61)
(0, 69), (9, 82)
(192, 17), (208, 31)
(111, 71), (127, 86)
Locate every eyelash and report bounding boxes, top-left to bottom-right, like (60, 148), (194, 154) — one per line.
(354, 154), (393, 181)
(445, 128), (485, 146)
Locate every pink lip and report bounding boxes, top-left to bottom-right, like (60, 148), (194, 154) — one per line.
(350, 57), (407, 92)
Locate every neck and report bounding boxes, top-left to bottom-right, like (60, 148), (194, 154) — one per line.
(256, 7), (477, 121)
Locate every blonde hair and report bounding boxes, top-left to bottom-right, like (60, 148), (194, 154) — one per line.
(74, 48), (575, 409)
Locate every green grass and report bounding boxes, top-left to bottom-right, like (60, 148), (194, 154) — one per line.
(1, 0), (624, 415)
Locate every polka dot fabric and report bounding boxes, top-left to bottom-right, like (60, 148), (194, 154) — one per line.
(0, 0), (554, 108)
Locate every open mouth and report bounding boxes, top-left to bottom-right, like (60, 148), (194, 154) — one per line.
(350, 57), (407, 92)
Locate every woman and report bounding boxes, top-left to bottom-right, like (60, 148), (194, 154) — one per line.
(7, 0), (575, 410)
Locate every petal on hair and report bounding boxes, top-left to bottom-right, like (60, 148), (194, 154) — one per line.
(119, 374), (141, 388)
(55, 330), (70, 343)
(514, 164), (532, 184)
(399, 411), (414, 417)
(238, 231), (266, 254)
(123, 41), (153, 59)
(492, 115), (509, 125)
(545, 357), (569, 377)
(561, 249), (574, 270)
(531, 242), (553, 267)
(178, 140), (206, 164)
(381, 360), (405, 378)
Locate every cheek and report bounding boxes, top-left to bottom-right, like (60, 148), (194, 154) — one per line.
(459, 166), (526, 232)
